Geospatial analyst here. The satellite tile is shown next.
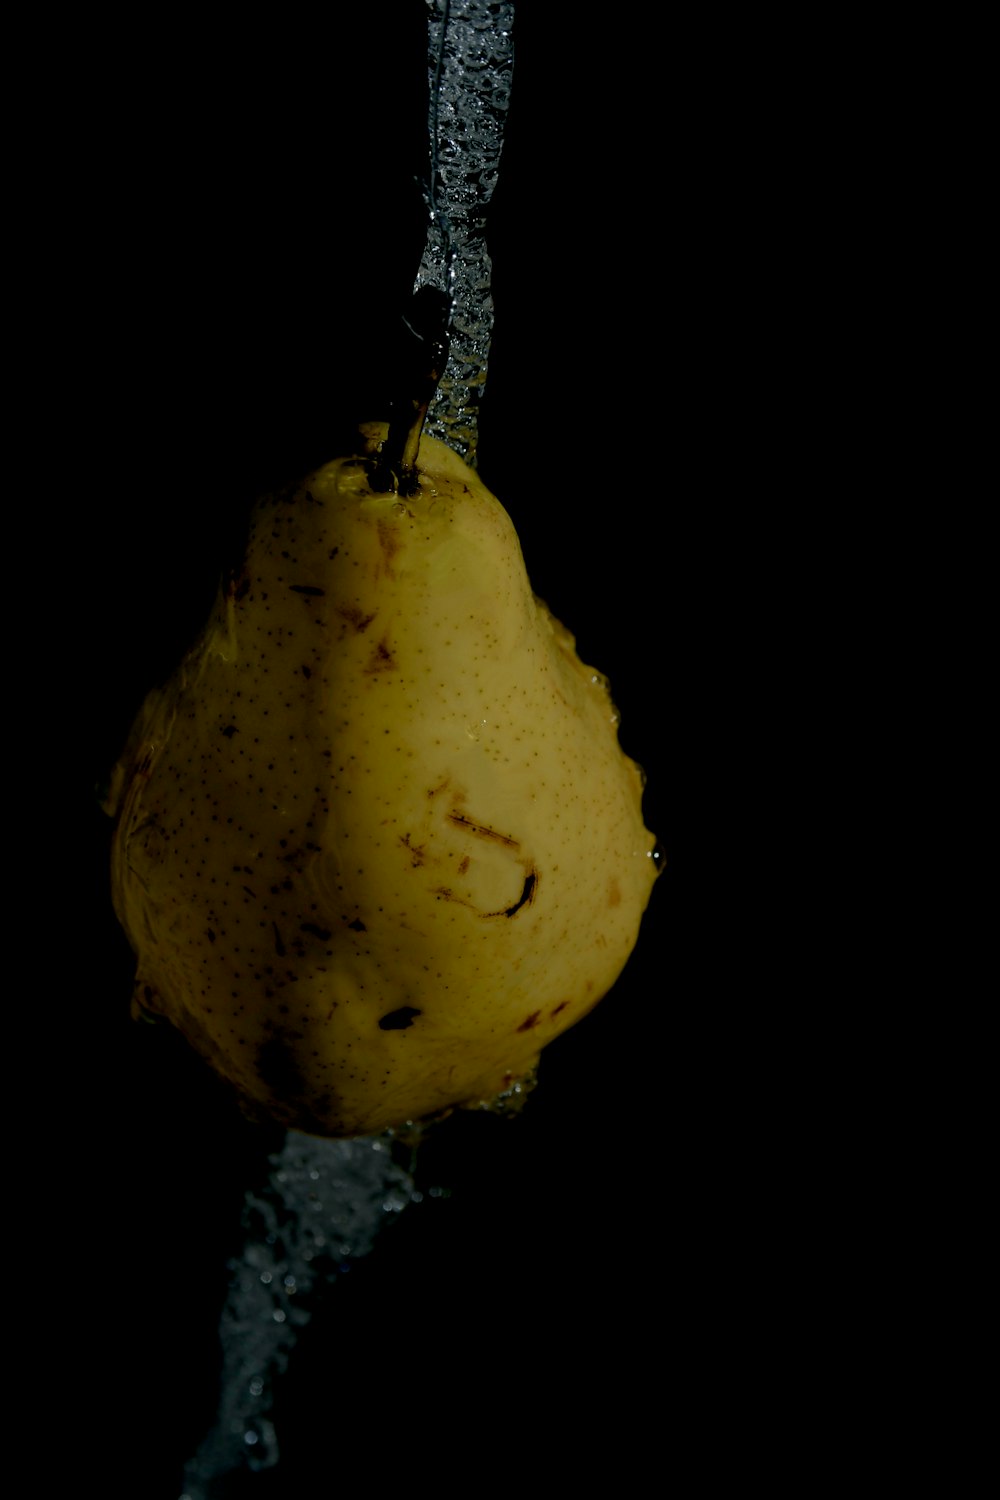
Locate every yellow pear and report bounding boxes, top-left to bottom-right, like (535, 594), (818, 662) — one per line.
(105, 423), (660, 1137)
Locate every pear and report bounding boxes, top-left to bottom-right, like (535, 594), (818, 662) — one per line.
(105, 423), (660, 1137)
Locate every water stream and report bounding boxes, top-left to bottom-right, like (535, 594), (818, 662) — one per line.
(414, 0), (515, 464)
(178, 7), (515, 1493)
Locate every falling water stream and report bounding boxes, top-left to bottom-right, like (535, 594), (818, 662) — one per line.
(415, 0), (515, 463)
(178, 5), (515, 1494)
(178, 1137), (415, 1493)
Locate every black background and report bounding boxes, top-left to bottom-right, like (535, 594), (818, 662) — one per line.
(30, 7), (852, 1496)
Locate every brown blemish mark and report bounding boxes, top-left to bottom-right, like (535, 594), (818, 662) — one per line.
(400, 833), (426, 867)
(289, 584), (325, 597)
(551, 1000), (569, 1017)
(365, 635), (396, 673)
(501, 870), (537, 919)
(337, 605), (377, 633)
(432, 886), (479, 912)
(457, 855), (470, 875)
(347, 918), (367, 932)
(272, 922), (286, 957)
(608, 879), (622, 908)
(427, 776), (452, 799)
(444, 867), (540, 920)
(220, 724), (238, 738)
(448, 812), (519, 848)
(377, 518), (401, 569)
(517, 1011), (542, 1032)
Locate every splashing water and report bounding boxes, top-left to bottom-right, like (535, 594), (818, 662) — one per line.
(415, 0), (515, 464)
(179, 1132), (416, 1496)
(179, 11), (515, 1491)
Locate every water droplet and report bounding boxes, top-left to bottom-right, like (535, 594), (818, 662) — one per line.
(259, 1271), (273, 1285)
(249, 1377), (264, 1397)
(244, 1429), (259, 1446)
(272, 1309), (286, 1323)
(283, 1275), (297, 1291)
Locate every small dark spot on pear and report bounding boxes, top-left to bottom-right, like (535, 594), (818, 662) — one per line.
(517, 1011), (542, 1032)
(378, 1006), (422, 1031)
(300, 922), (332, 942)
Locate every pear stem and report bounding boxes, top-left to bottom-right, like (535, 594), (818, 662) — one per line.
(369, 287), (450, 495)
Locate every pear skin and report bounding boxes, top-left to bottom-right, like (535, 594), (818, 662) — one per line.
(105, 425), (660, 1137)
